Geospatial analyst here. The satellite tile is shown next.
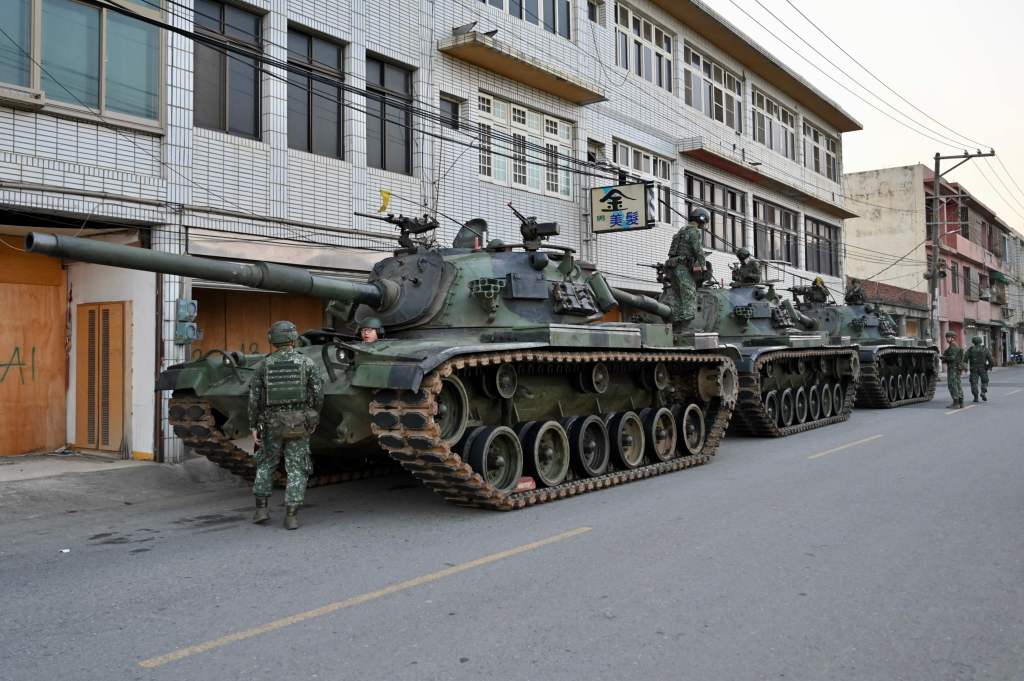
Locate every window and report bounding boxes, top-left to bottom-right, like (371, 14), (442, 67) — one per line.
(440, 96), (459, 130)
(683, 44), (742, 131)
(612, 140), (671, 224)
(802, 121), (839, 181)
(951, 262), (959, 294)
(804, 216), (840, 276)
(366, 56), (413, 174)
(478, 0), (571, 39)
(1, 0), (161, 121)
(287, 29), (343, 158)
(752, 88), (796, 161)
(614, 4), (672, 92)
(685, 173), (746, 252)
(194, 0), (260, 137)
(587, 1), (598, 23)
(477, 94), (573, 199)
(959, 205), (969, 239)
(753, 198), (798, 266)
(963, 265), (973, 299)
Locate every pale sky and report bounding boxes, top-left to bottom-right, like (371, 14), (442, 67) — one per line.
(705, 0), (1024, 235)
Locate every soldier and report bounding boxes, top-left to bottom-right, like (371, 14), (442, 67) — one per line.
(664, 207), (708, 333)
(249, 321), (325, 530)
(845, 278), (867, 305)
(940, 330), (965, 409)
(359, 317), (384, 344)
(731, 246), (762, 286)
(793, 276), (830, 303)
(965, 336), (994, 402)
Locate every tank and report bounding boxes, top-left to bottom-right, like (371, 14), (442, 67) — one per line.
(26, 208), (738, 510)
(789, 283), (939, 408)
(649, 259), (860, 436)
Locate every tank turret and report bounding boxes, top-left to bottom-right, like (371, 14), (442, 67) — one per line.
(25, 208), (738, 511)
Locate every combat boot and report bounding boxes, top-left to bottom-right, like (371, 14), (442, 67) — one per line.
(252, 496), (270, 524)
(284, 504), (300, 530)
(973, 395), (980, 403)
(982, 392), (988, 401)
(958, 399), (964, 409)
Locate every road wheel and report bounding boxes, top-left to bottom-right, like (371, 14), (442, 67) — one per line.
(820, 383), (833, 418)
(640, 407), (677, 462)
(833, 383), (844, 413)
(606, 411), (646, 469)
(897, 374), (906, 401)
(780, 388), (795, 427)
(678, 404), (706, 455)
(467, 426), (523, 492)
(795, 387), (809, 424)
(520, 420), (570, 487)
(807, 384), (821, 421)
(436, 375), (470, 445)
(564, 415), (610, 478)
(763, 390), (780, 426)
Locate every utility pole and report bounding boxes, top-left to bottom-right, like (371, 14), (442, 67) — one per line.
(929, 149), (995, 344)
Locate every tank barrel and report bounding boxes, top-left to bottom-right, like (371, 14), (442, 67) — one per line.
(609, 286), (672, 320)
(26, 233), (387, 308)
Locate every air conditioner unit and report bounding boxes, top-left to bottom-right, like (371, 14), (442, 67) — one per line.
(978, 288), (991, 300)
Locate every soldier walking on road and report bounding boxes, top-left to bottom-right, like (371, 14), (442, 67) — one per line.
(249, 321), (325, 530)
(664, 207), (709, 333)
(965, 336), (994, 402)
(941, 331), (965, 409)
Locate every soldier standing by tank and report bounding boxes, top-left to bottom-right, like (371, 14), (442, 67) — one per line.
(965, 336), (994, 402)
(941, 330), (965, 409)
(664, 207), (709, 333)
(249, 321), (325, 530)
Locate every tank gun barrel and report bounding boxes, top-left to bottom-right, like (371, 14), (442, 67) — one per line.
(609, 287), (672, 320)
(26, 233), (392, 309)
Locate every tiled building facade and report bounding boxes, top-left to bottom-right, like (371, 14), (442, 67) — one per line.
(0, 0), (858, 459)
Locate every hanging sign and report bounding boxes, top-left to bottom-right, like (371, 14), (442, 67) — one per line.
(590, 182), (657, 234)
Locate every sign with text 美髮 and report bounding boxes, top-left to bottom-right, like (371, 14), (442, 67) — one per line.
(590, 182), (656, 234)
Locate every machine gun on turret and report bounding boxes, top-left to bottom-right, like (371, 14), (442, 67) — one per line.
(508, 202), (558, 248)
(354, 212), (439, 250)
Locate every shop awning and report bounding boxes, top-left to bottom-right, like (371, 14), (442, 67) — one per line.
(989, 270), (1013, 284)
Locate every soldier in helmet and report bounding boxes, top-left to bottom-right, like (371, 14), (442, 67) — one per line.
(940, 330), (964, 409)
(731, 246), (762, 286)
(663, 207), (708, 333)
(248, 320), (325, 529)
(845, 278), (867, 305)
(359, 317), (384, 344)
(965, 336), (994, 402)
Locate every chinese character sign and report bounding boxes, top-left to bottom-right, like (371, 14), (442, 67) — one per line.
(590, 182), (656, 234)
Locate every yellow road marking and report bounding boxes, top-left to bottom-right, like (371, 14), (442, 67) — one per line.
(945, 404), (977, 415)
(1007, 389), (1022, 396)
(138, 526), (592, 668)
(807, 434), (884, 460)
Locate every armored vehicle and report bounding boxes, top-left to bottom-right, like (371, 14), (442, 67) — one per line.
(651, 259), (859, 436)
(789, 282), (938, 408)
(27, 208), (738, 510)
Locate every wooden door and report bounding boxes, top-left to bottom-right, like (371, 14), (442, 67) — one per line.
(191, 289), (324, 358)
(75, 302), (125, 452)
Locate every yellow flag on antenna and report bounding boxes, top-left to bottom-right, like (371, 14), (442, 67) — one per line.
(378, 190), (392, 213)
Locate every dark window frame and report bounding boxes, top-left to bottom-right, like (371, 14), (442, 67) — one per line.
(804, 216), (841, 277)
(193, 0), (262, 139)
(286, 27), (344, 158)
(685, 172), (747, 252)
(366, 55), (413, 175)
(439, 95), (460, 130)
(753, 197), (798, 267)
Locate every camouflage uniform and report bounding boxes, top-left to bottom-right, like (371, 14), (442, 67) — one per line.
(248, 346), (324, 506)
(941, 337), (964, 407)
(664, 222), (705, 325)
(965, 338), (993, 401)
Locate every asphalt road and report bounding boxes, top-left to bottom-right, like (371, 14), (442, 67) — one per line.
(2, 370), (1023, 681)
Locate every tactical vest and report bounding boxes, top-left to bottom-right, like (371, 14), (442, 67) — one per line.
(264, 360), (308, 407)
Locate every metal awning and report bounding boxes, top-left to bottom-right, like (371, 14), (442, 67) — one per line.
(989, 270), (1013, 284)
(438, 32), (606, 105)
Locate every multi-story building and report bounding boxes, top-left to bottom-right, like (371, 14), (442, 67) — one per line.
(0, 0), (859, 459)
(845, 164), (1017, 363)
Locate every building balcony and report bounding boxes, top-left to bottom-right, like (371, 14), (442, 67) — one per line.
(438, 32), (606, 105)
(677, 137), (857, 219)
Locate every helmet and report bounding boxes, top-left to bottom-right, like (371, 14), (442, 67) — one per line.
(735, 247), (750, 259)
(813, 276), (825, 286)
(360, 317), (383, 331)
(972, 336), (983, 345)
(945, 331), (956, 338)
(267, 320), (299, 346)
(688, 207), (711, 225)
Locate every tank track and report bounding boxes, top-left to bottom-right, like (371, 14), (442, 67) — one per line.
(368, 349), (735, 511)
(734, 347), (858, 437)
(168, 395), (398, 487)
(855, 347), (938, 408)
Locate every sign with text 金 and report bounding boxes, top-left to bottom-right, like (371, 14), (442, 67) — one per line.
(590, 182), (656, 234)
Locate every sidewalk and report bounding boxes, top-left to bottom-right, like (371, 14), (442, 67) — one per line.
(0, 452), (145, 483)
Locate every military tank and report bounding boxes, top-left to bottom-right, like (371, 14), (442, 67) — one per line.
(789, 280), (938, 408)
(651, 256), (859, 437)
(26, 207), (738, 510)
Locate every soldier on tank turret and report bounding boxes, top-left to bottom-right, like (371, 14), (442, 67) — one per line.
(359, 317), (384, 344)
(664, 207), (708, 333)
(941, 330), (965, 409)
(965, 336), (994, 402)
(249, 321), (325, 530)
(845, 278), (867, 305)
(792, 276), (830, 303)
(730, 247), (762, 286)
